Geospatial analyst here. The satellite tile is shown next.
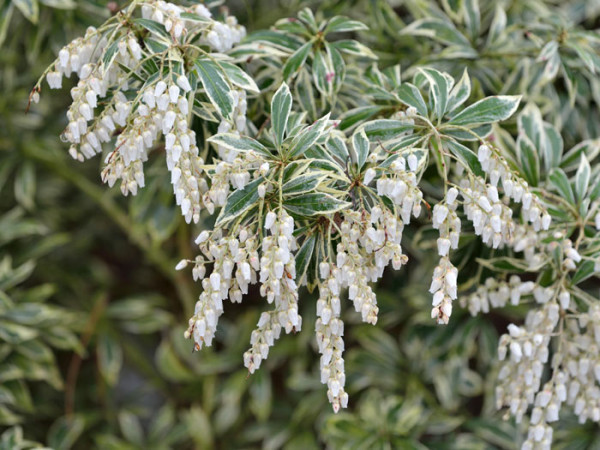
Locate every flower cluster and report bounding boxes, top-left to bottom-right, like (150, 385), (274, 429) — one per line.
(478, 144), (551, 232)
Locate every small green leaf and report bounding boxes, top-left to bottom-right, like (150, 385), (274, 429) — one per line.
(208, 134), (272, 158)
(282, 41), (312, 80)
(134, 18), (170, 40)
(285, 193), (350, 216)
(324, 16), (368, 34)
(287, 113), (331, 158)
(561, 139), (600, 172)
(359, 119), (413, 141)
(447, 69), (471, 113)
(271, 83), (293, 148)
(397, 83), (428, 117)
(572, 260), (595, 285)
(421, 68), (451, 121)
(449, 95), (521, 126)
(330, 40), (377, 59)
(517, 135), (539, 186)
(220, 62), (259, 93)
(13, 0), (38, 24)
(216, 177), (263, 226)
(194, 59), (233, 120)
(338, 106), (384, 131)
(351, 129), (369, 170)
(282, 172), (325, 195)
(444, 139), (484, 177)
(575, 155), (591, 203)
(180, 11), (211, 23)
(401, 18), (470, 47)
(549, 168), (575, 204)
(97, 333), (123, 386)
(325, 136), (349, 165)
(295, 235), (316, 286)
(47, 416), (85, 450)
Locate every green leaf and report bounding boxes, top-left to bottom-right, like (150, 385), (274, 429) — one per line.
(119, 411), (144, 446)
(447, 69), (471, 113)
(287, 113), (331, 158)
(180, 11), (211, 23)
(295, 235), (316, 287)
(330, 39), (378, 59)
(561, 139), (600, 172)
(271, 83), (293, 148)
(47, 416), (85, 450)
(325, 136), (349, 165)
(101, 42), (119, 73)
(13, 0), (38, 24)
(134, 18), (170, 40)
(463, 0), (480, 40)
(325, 16), (368, 34)
(97, 333), (122, 386)
(312, 48), (331, 97)
(397, 83), (428, 117)
(517, 135), (539, 186)
(421, 68), (451, 121)
(351, 129), (369, 170)
(0, 322), (38, 344)
(207, 134), (272, 158)
(487, 4), (506, 45)
(194, 59), (233, 120)
(575, 155), (591, 203)
(282, 40), (312, 80)
(359, 120), (413, 141)
(298, 8), (318, 33)
(285, 193), (350, 216)
(220, 62), (259, 93)
(14, 161), (35, 210)
(572, 260), (595, 285)
(549, 168), (575, 204)
(245, 30), (304, 52)
(338, 106), (384, 131)
(282, 172), (325, 195)
(444, 139), (484, 177)
(401, 18), (470, 47)
(449, 95), (521, 126)
(216, 177), (263, 226)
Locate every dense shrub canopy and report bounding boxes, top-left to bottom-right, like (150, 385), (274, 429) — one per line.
(2, 0), (600, 448)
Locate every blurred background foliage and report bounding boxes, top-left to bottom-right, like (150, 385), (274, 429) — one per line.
(2, 0), (600, 448)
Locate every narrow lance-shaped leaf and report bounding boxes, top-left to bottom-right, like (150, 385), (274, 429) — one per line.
(195, 59), (234, 120)
(449, 95), (521, 126)
(421, 68), (450, 121)
(216, 177), (263, 226)
(351, 129), (369, 170)
(13, 0), (39, 24)
(208, 134), (272, 158)
(295, 235), (316, 287)
(443, 138), (484, 177)
(549, 168), (575, 205)
(401, 18), (471, 47)
(447, 69), (471, 113)
(220, 62), (260, 93)
(271, 83), (293, 148)
(285, 193), (351, 216)
(287, 113), (331, 158)
(282, 40), (313, 80)
(397, 83), (428, 117)
(575, 155), (591, 203)
(324, 16), (368, 34)
(517, 135), (540, 187)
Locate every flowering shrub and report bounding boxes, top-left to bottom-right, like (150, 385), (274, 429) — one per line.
(34, 0), (600, 447)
